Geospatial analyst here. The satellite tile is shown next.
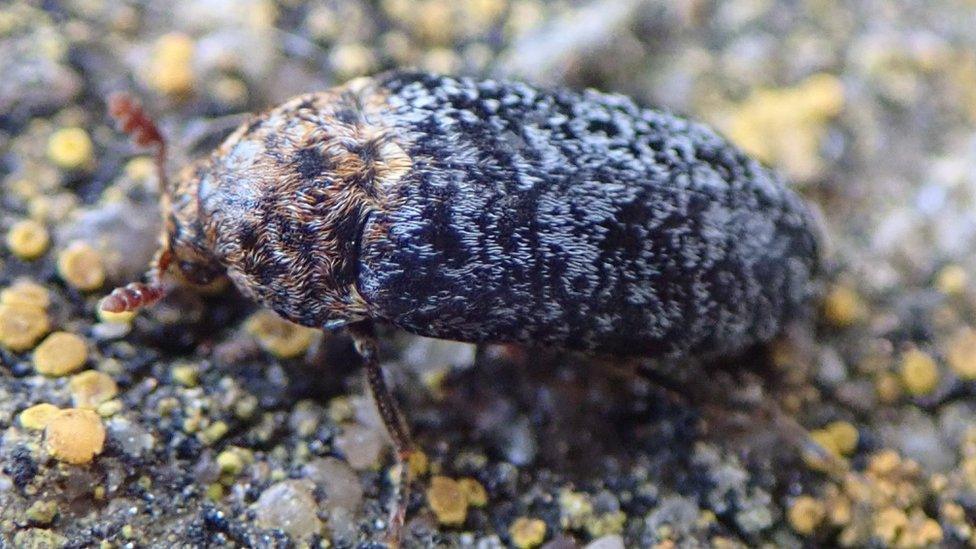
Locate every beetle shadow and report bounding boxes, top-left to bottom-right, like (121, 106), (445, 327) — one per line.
(419, 342), (805, 489)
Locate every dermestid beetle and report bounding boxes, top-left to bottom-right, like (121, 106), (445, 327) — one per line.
(101, 70), (820, 545)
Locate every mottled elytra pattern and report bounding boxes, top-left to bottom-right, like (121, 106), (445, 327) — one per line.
(170, 70), (819, 358)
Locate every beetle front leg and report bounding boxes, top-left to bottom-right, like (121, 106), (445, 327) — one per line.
(346, 321), (414, 548)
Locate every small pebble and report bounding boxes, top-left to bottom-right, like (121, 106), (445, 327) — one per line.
(427, 476), (468, 526)
(19, 403), (61, 430)
(57, 241), (106, 291)
(245, 310), (317, 359)
(302, 457), (363, 512)
(584, 535), (625, 549)
(899, 348), (940, 396)
(69, 370), (118, 408)
(335, 423), (385, 470)
(254, 480), (322, 540)
(6, 219), (50, 260)
(33, 331), (88, 376)
(45, 408), (106, 464)
(107, 418), (155, 457)
(47, 127), (93, 170)
(510, 517), (548, 548)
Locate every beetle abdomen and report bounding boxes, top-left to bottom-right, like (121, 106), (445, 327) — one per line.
(356, 72), (819, 357)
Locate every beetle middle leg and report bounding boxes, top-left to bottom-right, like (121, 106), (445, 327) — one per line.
(347, 321), (414, 547)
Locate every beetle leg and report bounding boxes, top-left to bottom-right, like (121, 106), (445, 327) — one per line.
(347, 321), (413, 548)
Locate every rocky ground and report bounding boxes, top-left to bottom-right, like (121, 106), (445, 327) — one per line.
(1, 0), (976, 547)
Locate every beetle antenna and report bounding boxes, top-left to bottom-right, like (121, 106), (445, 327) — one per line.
(100, 93), (173, 313)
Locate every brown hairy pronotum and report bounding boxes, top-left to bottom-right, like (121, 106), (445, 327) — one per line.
(99, 93), (173, 314)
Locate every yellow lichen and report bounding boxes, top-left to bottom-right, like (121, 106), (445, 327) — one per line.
(57, 241), (106, 291)
(825, 420), (859, 456)
(509, 517), (547, 549)
(726, 73), (845, 182)
(149, 32), (195, 96)
(171, 363), (199, 387)
(97, 308), (136, 324)
(245, 310), (317, 359)
(44, 408), (106, 464)
(787, 496), (825, 535)
(873, 507), (907, 545)
(822, 283), (866, 327)
(19, 403), (61, 430)
(427, 476), (468, 526)
(69, 370), (119, 408)
(559, 490), (595, 529)
(946, 327), (976, 380)
(458, 477), (488, 507)
(804, 428), (844, 471)
(935, 264), (967, 294)
(408, 449), (429, 479)
(199, 421), (229, 445)
(899, 348), (940, 396)
(0, 280), (49, 311)
(875, 372), (903, 403)
(6, 219), (50, 260)
(47, 127), (94, 170)
(33, 331), (88, 376)
(0, 303), (50, 352)
(216, 449), (245, 476)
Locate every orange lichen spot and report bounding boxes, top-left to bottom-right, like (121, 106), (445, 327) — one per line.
(408, 449), (429, 479)
(458, 477), (488, 507)
(427, 476), (468, 526)
(69, 370), (119, 408)
(6, 219), (50, 260)
(935, 264), (968, 294)
(824, 421), (859, 456)
(19, 403), (61, 431)
(787, 496), (825, 535)
(509, 517), (547, 549)
(33, 332), (88, 376)
(47, 127), (94, 170)
(245, 310), (318, 359)
(44, 408), (106, 464)
(0, 279), (50, 308)
(57, 241), (106, 291)
(873, 507), (907, 545)
(0, 303), (50, 352)
(823, 283), (866, 327)
(149, 32), (196, 96)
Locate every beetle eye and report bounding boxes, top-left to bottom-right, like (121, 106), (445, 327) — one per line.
(179, 260), (216, 285)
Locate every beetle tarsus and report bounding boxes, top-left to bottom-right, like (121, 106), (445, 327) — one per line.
(348, 321), (414, 548)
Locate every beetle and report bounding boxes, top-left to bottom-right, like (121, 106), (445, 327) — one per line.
(101, 70), (820, 545)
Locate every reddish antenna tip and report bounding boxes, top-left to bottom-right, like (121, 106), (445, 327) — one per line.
(99, 282), (166, 313)
(107, 92), (165, 150)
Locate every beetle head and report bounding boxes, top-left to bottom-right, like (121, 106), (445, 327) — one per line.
(100, 93), (223, 314)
